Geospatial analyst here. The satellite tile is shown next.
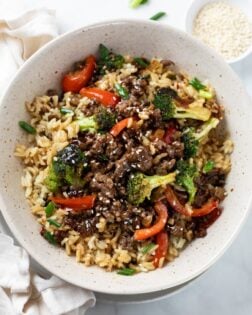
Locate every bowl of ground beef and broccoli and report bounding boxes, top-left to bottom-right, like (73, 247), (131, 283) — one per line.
(0, 20), (251, 295)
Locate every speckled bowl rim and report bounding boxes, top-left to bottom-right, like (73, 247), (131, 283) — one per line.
(0, 19), (252, 295)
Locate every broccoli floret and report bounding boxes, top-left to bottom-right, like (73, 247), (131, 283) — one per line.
(98, 44), (125, 74)
(127, 171), (176, 205)
(153, 88), (211, 121)
(77, 107), (116, 133)
(44, 144), (87, 192)
(44, 165), (59, 192)
(182, 117), (219, 159)
(176, 160), (198, 204)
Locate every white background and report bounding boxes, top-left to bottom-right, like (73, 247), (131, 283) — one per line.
(1, 0), (252, 314)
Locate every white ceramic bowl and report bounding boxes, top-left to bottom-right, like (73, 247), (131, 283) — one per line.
(185, 0), (252, 64)
(0, 19), (252, 295)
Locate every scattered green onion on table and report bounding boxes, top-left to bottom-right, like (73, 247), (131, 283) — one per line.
(150, 12), (166, 21)
(130, 0), (148, 9)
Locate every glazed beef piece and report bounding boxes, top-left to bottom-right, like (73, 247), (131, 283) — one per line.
(90, 172), (116, 199)
(116, 98), (146, 118)
(193, 207), (222, 238)
(113, 145), (153, 182)
(193, 169), (226, 208)
(64, 210), (98, 237)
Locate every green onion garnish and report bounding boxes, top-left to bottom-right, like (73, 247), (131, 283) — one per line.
(189, 77), (206, 91)
(199, 90), (213, 100)
(45, 201), (56, 218)
(44, 231), (56, 245)
(18, 121), (36, 134)
(47, 219), (61, 228)
(150, 12), (166, 21)
(130, 0), (148, 9)
(115, 83), (129, 100)
(117, 268), (136, 276)
(134, 57), (150, 68)
(60, 108), (74, 115)
(203, 160), (215, 173)
(141, 243), (156, 254)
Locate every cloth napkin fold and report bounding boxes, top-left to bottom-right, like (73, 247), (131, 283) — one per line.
(0, 7), (96, 315)
(0, 7), (58, 97)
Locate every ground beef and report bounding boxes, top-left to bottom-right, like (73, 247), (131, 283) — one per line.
(105, 134), (124, 161)
(126, 146), (153, 172)
(193, 169), (226, 208)
(64, 211), (98, 237)
(118, 232), (135, 250)
(54, 230), (69, 244)
(90, 172), (116, 199)
(151, 138), (184, 159)
(116, 99), (146, 118)
(153, 159), (176, 175)
(194, 207), (222, 238)
(121, 76), (148, 98)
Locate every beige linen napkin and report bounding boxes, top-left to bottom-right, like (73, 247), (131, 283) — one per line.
(0, 7), (95, 315)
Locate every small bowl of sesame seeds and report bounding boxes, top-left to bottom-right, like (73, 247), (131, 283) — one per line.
(186, 0), (252, 64)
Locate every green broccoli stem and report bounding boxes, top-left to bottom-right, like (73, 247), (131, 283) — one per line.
(78, 116), (98, 133)
(183, 177), (197, 204)
(127, 171), (177, 205)
(148, 173), (177, 191)
(194, 117), (219, 141)
(174, 106), (211, 121)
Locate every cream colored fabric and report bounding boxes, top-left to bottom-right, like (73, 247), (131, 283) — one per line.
(0, 233), (95, 315)
(0, 7), (58, 97)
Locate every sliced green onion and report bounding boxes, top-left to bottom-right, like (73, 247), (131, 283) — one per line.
(189, 77), (206, 91)
(18, 121), (36, 134)
(45, 201), (56, 218)
(141, 243), (156, 254)
(60, 108), (74, 115)
(44, 231), (56, 245)
(203, 160), (215, 173)
(199, 90), (213, 100)
(130, 0), (148, 9)
(115, 83), (129, 100)
(150, 12), (166, 21)
(117, 268), (136, 276)
(134, 57), (150, 68)
(47, 219), (61, 228)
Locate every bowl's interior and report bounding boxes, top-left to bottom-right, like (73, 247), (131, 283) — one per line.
(0, 20), (252, 295)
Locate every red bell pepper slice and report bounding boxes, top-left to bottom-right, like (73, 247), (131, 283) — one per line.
(195, 207), (222, 231)
(191, 199), (219, 217)
(134, 201), (168, 241)
(50, 195), (96, 211)
(80, 87), (120, 107)
(165, 186), (219, 217)
(110, 117), (133, 137)
(163, 124), (177, 144)
(165, 186), (191, 216)
(153, 230), (169, 268)
(62, 55), (96, 93)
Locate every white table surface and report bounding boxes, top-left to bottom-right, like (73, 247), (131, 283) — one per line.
(2, 0), (252, 314)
